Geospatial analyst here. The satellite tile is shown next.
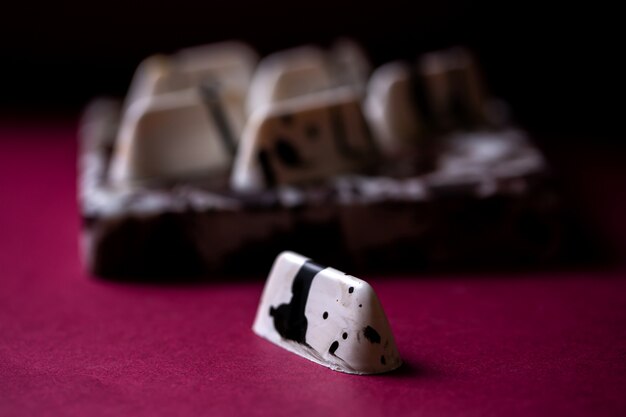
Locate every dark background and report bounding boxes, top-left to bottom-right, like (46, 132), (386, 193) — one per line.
(0, 1), (621, 141)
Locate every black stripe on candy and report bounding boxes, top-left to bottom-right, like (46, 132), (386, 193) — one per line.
(199, 82), (238, 156)
(269, 260), (325, 344)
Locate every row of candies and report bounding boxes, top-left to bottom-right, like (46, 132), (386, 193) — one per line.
(108, 40), (504, 191)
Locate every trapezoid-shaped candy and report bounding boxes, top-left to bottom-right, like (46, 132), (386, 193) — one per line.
(253, 251), (402, 375)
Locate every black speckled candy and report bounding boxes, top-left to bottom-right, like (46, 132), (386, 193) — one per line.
(269, 260), (325, 344)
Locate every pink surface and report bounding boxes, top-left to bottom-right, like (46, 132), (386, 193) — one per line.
(1, 122), (626, 416)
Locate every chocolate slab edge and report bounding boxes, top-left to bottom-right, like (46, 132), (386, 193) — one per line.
(78, 98), (576, 279)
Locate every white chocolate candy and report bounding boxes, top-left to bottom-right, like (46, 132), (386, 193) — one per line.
(246, 41), (371, 116)
(109, 86), (242, 185)
(110, 41), (258, 185)
(246, 46), (333, 115)
(124, 41), (258, 110)
(253, 251), (402, 374)
(365, 61), (421, 156)
(231, 88), (378, 191)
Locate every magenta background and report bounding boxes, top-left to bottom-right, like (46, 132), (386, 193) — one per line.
(1, 122), (626, 416)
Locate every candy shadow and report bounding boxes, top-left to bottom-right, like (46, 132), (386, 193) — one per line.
(378, 358), (441, 380)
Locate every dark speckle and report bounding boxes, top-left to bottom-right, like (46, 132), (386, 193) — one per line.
(274, 138), (301, 167)
(342, 332), (348, 340)
(348, 287), (354, 294)
(363, 326), (381, 344)
(323, 311), (328, 320)
(380, 355), (386, 365)
(329, 341), (339, 355)
(359, 304), (362, 308)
